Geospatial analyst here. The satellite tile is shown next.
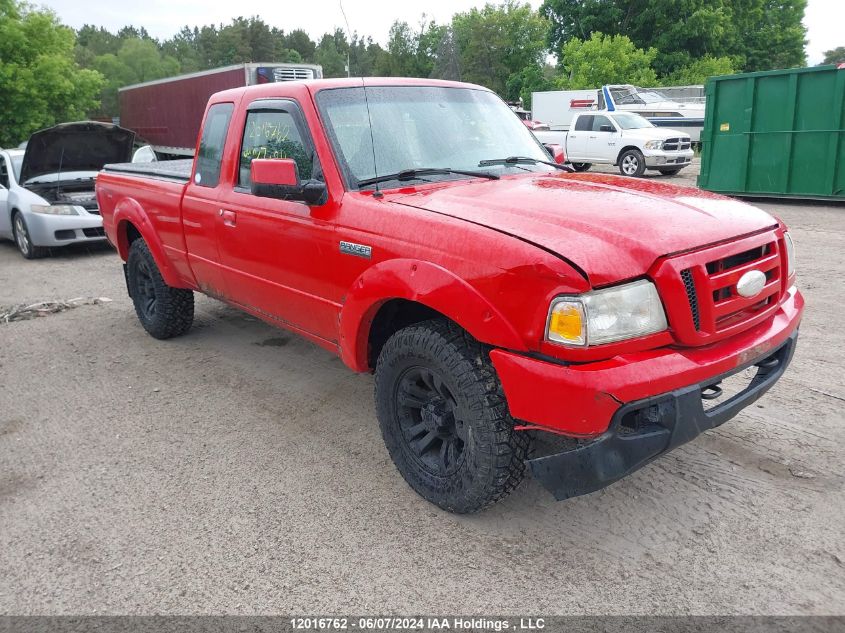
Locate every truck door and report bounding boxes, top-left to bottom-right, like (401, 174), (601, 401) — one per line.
(565, 115), (592, 160)
(215, 98), (339, 344)
(586, 114), (618, 162)
(181, 102), (235, 297)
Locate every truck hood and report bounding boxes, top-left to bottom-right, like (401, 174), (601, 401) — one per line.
(21, 121), (135, 184)
(622, 127), (691, 140)
(392, 172), (777, 286)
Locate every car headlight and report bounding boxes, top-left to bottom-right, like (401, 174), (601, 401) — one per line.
(643, 140), (664, 150)
(784, 231), (795, 277)
(31, 204), (78, 216)
(546, 280), (668, 347)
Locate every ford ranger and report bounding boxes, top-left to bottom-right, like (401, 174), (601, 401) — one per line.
(96, 78), (803, 513)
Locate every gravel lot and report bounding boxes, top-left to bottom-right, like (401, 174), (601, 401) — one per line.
(1, 162), (843, 615)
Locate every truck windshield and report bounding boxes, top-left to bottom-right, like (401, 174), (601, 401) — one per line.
(316, 86), (553, 188)
(612, 113), (654, 129)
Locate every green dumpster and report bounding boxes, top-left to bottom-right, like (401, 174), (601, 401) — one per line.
(698, 64), (845, 200)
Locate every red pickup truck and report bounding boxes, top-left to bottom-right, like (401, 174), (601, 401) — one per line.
(96, 78), (803, 513)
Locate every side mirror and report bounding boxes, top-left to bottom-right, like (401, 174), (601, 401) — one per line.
(250, 158), (327, 205)
(542, 143), (566, 164)
(599, 125), (614, 133)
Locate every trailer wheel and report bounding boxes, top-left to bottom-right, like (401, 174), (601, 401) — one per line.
(570, 163), (592, 172)
(126, 239), (194, 339)
(619, 150), (646, 177)
(374, 319), (529, 513)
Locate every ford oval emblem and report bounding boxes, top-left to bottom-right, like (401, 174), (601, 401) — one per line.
(736, 270), (766, 298)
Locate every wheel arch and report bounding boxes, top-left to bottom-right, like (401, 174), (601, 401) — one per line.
(615, 145), (643, 165)
(339, 259), (527, 372)
(112, 198), (182, 287)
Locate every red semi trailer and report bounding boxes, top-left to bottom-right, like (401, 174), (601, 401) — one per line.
(118, 63), (323, 157)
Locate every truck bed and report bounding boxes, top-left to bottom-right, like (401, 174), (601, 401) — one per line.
(101, 159), (193, 183)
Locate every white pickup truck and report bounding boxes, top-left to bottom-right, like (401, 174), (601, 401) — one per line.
(533, 112), (693, 178)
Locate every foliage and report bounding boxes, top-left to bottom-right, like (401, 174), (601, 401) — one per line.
(505, 64), (556, 108)
(451, 1), (549, 95)
(664, 55), (736, 86)
(0, 0), (813, 130)
(541, 0), (806, 75)
(821, 46), (845, 65)
(558, 32), (656, 89)
(0, 0), (103, 146)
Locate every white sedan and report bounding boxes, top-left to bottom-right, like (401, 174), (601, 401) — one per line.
(0, 121), (134, 259)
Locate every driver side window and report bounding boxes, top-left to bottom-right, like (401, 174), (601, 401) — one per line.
(238, 109), (316, 188)
(592, 115), (613, 132)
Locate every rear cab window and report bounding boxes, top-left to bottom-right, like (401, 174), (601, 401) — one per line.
(574, 115), (593, 131)
(195, 102), (234, 188)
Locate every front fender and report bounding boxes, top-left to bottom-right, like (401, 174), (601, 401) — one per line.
(339, 258), (527, 372)
(112, 197), (184, 288)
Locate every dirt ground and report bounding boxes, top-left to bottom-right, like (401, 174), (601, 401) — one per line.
(0, 162), (843, 615)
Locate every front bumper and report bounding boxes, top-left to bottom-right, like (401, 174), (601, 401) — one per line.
(528, 330), (797, 500)
(643, 149), (694, 168)
(490, 287), (803, 437)
(24, 208), (105, 247)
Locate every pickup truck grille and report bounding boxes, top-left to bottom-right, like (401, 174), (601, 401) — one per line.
(653, 231), (786, 346)
(663, 137), (691, 151)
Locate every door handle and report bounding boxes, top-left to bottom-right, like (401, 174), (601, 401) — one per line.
(589, 135), (597, 139)
(219, 209), (236, 227)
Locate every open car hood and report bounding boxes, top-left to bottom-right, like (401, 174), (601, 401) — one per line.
(21, 121), (135, 184)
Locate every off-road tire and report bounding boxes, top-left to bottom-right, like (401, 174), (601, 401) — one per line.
(126, 239), (194, 339)
(658, 168), (683, 176)
(570, 162), (592, 172)
(619, 149), (647, 177)
(374, 319), (529, 513)
(12, 212), (49, 259)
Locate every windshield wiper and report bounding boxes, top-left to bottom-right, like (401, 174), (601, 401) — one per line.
(357, 167), (499, 188)
(478, 156), (570, 171)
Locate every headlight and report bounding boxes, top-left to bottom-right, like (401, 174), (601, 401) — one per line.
(31, 204), (78, 216)
(643, 140), (664, 150)
(546, 280), (668, 347)
(784, 231), (795, 277)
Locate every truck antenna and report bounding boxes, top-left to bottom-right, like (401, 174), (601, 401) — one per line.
(339, 0), (352, 78)
(361, 79), (382, 198)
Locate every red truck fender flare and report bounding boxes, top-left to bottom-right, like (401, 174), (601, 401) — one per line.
(111, 198), (183, 288)
(339, 259), (527, 372)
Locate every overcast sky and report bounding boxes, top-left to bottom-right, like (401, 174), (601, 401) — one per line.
(40, 0), (843, 65)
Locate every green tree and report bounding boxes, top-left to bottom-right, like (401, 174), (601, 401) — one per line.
(0, 0), (103, 146)
(822, 46), (845, 65)
(665, 55), (736, 85)
(505, 64), (556, 108)
(315, 32), (347, 77)
(541, 0), (806, 76)
(283, 29), (316, 62)
(451, 1), (549, 94)
(558, 32), (657, 89)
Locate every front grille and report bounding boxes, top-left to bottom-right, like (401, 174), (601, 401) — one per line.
(680, 268), (700, 330)
(273, 67), (315, 81)
(654, 232), (785, 346)
(663, 137), (692, 151)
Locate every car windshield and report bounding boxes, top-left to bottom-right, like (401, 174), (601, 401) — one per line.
(316, 85), (554, 188)
(10, 154), (22, 182)
(612, 113), (654, 129)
